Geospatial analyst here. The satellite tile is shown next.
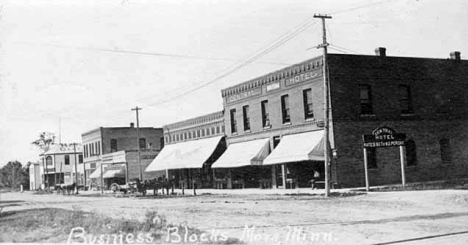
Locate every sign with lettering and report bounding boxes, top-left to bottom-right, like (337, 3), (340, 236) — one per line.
(284, 71), (319, 87)
(226, 88), (261, 103)
(363, 127), (406, 148)
(266, 82), (280, 92)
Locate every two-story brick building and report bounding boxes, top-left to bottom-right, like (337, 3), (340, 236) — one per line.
(211, 48), (468, 188)
(212, 55), (326, 189)
(145, 111), (226, 188)
(82, 124), (164, 189)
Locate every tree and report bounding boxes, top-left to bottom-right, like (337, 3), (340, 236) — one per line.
(31, 132), (55, 190)
(0, 161), (26, 189)
(31, 132), (56, 153)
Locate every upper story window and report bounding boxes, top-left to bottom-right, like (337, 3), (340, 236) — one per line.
(65, 155), (70, 165)
(78, 155), (83, 164)
(281, 95), (291, 124)
(97, 141), (101, 155)
(110, 139), (118, 153)
(440, 139), (451, 164)
(261, 100), (270, 128)
(197, 130), (201, 138)
(46, 156), (53, 166)
(202, 128), (206, 137)
(216, 126), (220, 134)
(359, 84), (374, 115)
(242, 105), (250, 131)
(303, 89), (314, 119)
(405, 140), (417, 166)
(222, 125), (225, 133)
(207, 128), (211, 136)
(165, 136), (169, 144)
(230, 109), (237, 134)
(84, 145), (88, 158)
(139, 138), (146, 149)
(399, 85), (413, 114)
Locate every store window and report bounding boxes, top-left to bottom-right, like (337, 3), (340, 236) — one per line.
(359, 84), (373, 114)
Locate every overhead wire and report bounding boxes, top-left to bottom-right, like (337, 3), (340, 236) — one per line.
(142, 20), (318, 108)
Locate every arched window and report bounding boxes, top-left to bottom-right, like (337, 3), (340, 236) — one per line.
(65, 155), (70, 165)
(405, 140), (417, 166)
(440, 139), (451, 164)
(46, 156), (53, 166)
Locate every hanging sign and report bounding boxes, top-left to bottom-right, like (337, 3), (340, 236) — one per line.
(363, 126), (406, 148)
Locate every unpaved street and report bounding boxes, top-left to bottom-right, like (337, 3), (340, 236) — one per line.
(1, 189), (468, 244)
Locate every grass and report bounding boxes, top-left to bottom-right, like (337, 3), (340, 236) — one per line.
(0, 208), (241, 244)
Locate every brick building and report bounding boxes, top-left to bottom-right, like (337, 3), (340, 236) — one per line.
(145, 111), (226, 188)
(82, 124), (164, 189)
(210, 48), (468, 188)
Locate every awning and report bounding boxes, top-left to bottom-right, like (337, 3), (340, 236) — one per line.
(102, 167), (125, 179)
(145, 136), (224, 172)
(212, 138), (270, 168)
(89, 168), (101, 179)
(263, 130), (325, 166)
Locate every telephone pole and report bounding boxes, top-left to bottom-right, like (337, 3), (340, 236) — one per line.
(72, 143), (79, 194)
(131, 106), (143, 181)
(314, 13), (332, 197)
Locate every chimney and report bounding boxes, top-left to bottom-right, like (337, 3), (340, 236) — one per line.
(130, 122), (135, 128)
(450, 51), (461, 60)
(375, 47), (386, 57)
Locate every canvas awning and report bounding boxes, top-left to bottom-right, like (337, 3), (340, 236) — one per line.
(89, 168), (101, 179)
(145, 136), (224, 172)
(102, 167), (125, 179)
(211, 138), (270, 168)
(263, 130), (325, 166)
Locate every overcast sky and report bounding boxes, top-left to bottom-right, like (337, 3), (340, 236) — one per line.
(0, 0), (467, 167)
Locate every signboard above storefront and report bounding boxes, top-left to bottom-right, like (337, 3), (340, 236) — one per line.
(362, 126), (406, 148)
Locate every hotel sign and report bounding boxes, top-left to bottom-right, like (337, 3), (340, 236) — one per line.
(363, 127), (406, 148)
(284, 71), (319, 87)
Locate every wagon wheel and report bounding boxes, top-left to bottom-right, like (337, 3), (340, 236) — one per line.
(110, 183), (121, 193)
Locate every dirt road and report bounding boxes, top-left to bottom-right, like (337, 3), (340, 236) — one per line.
(1, 189), (468, 244)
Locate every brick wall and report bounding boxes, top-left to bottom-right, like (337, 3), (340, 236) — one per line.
(329, 54), (468, 187)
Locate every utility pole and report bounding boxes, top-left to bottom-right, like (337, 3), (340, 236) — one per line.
(72, 143), (79, 194)
(314, 13), (332, 197)
(131, 106), (143, 181)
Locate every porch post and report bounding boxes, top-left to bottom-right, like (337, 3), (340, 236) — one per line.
(363, 148), (370, 192)
(399, 145), (406, 187)
(281, 164), (287, 189)
(271, 165), (277, 189)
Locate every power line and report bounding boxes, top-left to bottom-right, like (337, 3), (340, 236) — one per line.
(143, 21), (317, 108)
(12, 41), (293, 66)
(329, 44), (360, 54)
(331, 0), (395, 15)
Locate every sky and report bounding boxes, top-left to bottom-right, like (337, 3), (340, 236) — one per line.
(0, 0), (467, 167)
